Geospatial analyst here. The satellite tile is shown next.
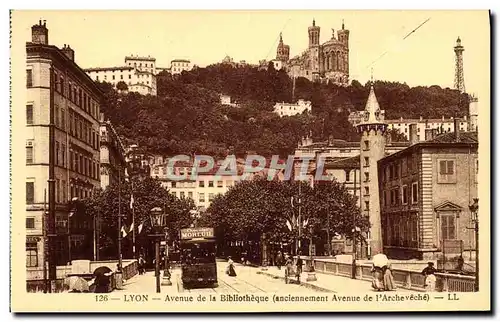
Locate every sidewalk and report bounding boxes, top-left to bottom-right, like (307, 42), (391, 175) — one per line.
(256, 266), (412, 293)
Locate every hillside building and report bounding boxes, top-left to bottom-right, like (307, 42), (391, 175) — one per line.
(279, 19), (350, 85)
(274, 99), (312, 117)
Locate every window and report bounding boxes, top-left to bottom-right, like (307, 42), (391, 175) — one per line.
(26, 69), (33, 87)
(364, 201), (370, 211)
(439, 160), (454, 175)
(62, 180), (67, 201)
(411, 182), (418, 204)
(394, 163), (399, 179)
(26, 104), (33, 124)
(440, 214), (456, 240)
(26, 182), (34, 203)
(345, 170), (351, 182)
(62, 144), (66, 167)
(26, 242), (38, 267)
(208, 193), (215, 202)
(363, 140), (370, 151)
(198, 181), (205, 188)
(364, 187), (369, 196)
(26, 217), (35, 229)
(475, 158), (478, 183)
(402, 185), (408, 205)
(55, 141), (60, 165)
(112, 75), (115, 80)
(438, 159), (456, 183)
(171, 181), (176, 188)
(61, 109), (66, 130)
(55, 105), (59, 127)
(26, 145), (33, 164)
(364, 157), (369, 167)
(364, 172), (369, 182)
(180, 191), (185, 198)
(188, 192), (193, 199)
(199, 193), (205, 203)
(217, 181), (223, 188)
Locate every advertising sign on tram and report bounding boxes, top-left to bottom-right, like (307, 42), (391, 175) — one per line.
(180, 227), (215, 240)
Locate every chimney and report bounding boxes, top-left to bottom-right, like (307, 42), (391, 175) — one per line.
(409, 123), (418, 145)
(425, 128), (434, 141)
(31, 19), (49, 45)
(61, 44), (75, 61)
(454, 118), (461, 141)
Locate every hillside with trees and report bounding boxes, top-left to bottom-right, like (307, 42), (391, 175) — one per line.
(99, 63), (469, 158)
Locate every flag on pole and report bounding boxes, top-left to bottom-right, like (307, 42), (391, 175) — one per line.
(138, 222), (144, 234)
(130, 194), (134, 209)
(121, 225), (129, 238)
(129, 222), (134, 233)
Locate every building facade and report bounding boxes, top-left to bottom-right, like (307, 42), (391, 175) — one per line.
(378, 127), (478, 260)
(84, 55), (158, 96)
(99, 114), (126, 189)
(26, 20), (102, 272)
(348, 94), (480, 141)
(282, 19), (349, 85)
(274, 99), (312, 117)
(170, 59), (193, 75)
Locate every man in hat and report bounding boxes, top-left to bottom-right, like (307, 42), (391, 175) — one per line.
(421, 262), (437, 292)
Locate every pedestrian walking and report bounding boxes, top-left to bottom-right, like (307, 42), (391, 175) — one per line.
(276, 251), (283, 270)
(226, 256), (237, 277)
(422, 262), (437, 292)
(382, 264), (396, 291)
(138, 255), (146, 275)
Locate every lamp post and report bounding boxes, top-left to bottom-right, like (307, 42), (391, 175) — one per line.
(351, 226), (361, 279)
(306, 225), (317, 282)
(162, 228), (172, 286)
(468, 198), (479, 292)
(149, 207), (167, 293)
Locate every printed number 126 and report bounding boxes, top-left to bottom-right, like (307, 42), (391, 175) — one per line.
(95, 295), (108, 302)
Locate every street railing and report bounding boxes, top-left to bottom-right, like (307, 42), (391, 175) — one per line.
(303, 257), (476, 292)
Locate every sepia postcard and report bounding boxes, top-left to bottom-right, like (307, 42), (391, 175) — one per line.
(10, 9), (491, 312)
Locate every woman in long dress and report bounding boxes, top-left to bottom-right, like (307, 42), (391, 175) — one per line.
(383, 264), (396, 291)
(227, 257), (237, 277)
(371, 265), (384, 291)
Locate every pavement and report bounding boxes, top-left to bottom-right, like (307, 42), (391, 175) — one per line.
(113, 262), (412, 294)
(256, 266), (412, 293)
(113, 262), (320, 294)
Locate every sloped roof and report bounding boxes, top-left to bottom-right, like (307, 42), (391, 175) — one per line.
(428, 131), (478, 144)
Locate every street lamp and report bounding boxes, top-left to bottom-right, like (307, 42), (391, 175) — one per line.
(468, 198), (479, 292)
(162, 228), (172, 286)
(306, 225), (317, 282)
(351, 226), (361, 279)
(149, 207), (167, 293)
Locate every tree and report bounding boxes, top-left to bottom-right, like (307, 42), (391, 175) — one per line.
(82, 177), (195, 259)
(202, 178), (367, 256)
(116, 81), (128, 91)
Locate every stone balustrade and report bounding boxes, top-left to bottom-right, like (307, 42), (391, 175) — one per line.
(303, 257), (476, 292)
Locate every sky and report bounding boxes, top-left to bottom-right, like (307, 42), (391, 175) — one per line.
(12, 10), (489, 97)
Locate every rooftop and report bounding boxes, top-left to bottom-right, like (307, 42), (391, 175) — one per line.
(125, 55), (156, 62)
(84, 66), (134, 72)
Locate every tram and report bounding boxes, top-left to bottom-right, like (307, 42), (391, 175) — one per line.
(179, 227), (218, 288)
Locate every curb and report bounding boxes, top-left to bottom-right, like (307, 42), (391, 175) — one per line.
(256, 271), (336, 293)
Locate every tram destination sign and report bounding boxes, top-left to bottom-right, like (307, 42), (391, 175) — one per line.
(180, 227), (215, 239)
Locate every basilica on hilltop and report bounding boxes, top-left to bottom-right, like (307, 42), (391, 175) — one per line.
(276, 19), (350, 85)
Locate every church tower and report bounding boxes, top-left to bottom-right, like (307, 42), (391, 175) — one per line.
(308, 19), (321, 81)
(356, 83), (387, 257)
(337, 20), (350, 79)
(276, 32), (290, 62)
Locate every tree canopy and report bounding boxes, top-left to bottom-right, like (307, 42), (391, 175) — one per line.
(200, 178), (368, 255)
(98, 64), (468, 158)
(82, 177), (195, 259)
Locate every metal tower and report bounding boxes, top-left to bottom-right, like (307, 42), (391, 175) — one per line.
(454, 37), (465, 93)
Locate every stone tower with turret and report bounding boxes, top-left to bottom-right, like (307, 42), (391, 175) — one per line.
(308, 19), (321, 81)
(356, 84), (387, 257)
(276, 33), (290, 62)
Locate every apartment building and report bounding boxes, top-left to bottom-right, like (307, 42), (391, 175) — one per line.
(378, 121), (478, 260)
(26, 21), (102, 270)
(99, 114), (126, 189)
